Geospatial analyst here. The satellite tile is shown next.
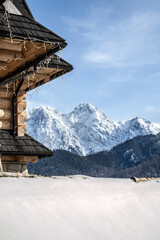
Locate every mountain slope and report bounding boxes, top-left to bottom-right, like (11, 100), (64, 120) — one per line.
(28, 133), (160, 178)
(27, 103), (160, 155)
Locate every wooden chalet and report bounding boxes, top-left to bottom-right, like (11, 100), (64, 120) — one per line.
(0, 0), (73, 174)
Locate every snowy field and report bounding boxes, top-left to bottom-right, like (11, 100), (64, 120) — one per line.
(0, 176), (160, 240)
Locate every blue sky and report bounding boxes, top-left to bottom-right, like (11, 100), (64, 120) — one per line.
(27, 0), (160, 123)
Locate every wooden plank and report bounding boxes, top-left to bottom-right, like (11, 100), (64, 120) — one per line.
(0, 40), (53, 79)
(1, 155), (38, 163)
(16, 93), (26, 102)
(0, 98), (12, 110)
(0, 120), (13, 130)
(0, 62), (7, 71)
(17, 156), (38, 163)
(0, 109), (12, 120)
(29, 73), (49, 81)
(17, 91), (26, 98)
(37, 68), (53, 74)
(0, 37), (23, 44)
(20, 81), (35, 91)
(16, 112), (27, 125)
(17, 122), (27, 136)
(0, 49), (23, 62)
(16, 101), (26, 113)
(1, 155), (16, 162)
(0, 42), (22, 52)
(22, 111), (27, 120)
(0, 88), (13, 98)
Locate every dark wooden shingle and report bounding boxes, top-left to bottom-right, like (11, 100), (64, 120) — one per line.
(0, 130), (53, 157)
(0, 10), (65, 43)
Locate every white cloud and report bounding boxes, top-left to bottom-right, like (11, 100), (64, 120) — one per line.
(144, 106), (159, 113)
(63, 7), (160, 68)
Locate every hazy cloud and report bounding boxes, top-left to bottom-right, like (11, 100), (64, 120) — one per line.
(63, 6), (160, 68)
(144, 106), (159, 113)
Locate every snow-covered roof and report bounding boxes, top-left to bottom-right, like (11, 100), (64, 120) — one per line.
(2, 0), (34, 18)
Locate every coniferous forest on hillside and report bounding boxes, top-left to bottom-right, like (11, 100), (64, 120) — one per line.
(28, 133), (160, 178)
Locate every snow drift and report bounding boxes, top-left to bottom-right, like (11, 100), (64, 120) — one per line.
(0, 176), (160, 240)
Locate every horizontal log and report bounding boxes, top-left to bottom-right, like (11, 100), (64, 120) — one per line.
(0, 120), (13, 130)
(0, 98), (12, 110)
(0, 109), (12, 120)
(17, 91), (26, 98)
(17, 156), (38, 163)
(0, 37), (23, 44)
(0, 41), (52, 79)
(0, 41), (22, 52)
(0, 49), (23, 62)
(17, 122), (27, 136)
(2, 155), (38, 163)
(30, 73), (49, 82)
(20, 81), (35, 91)
(0, 61), (6, 66)
(17, 112), (27, 125)
(0, 88), (13, 98)
(21, 111), (27, 120)
(16, 101), (26, 113)
(16, 93), (26, 103)
(1, 155), (16, 162)
(0, 63), (7, 71)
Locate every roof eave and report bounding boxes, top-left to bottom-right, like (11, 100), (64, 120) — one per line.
(0, 42), (67, 87)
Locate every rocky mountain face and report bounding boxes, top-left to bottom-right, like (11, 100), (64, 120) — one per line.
(28, 133), (160, 178)
(27, 103), (160, 155)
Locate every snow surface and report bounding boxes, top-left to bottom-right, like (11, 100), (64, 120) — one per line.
(0, 176), (160, 240)
(27, 103), (160, 155)
(3, 0), (22, 15)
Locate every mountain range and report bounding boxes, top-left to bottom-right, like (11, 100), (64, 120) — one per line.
(27, 103), (160, 155)
(28, 133), (160, 178)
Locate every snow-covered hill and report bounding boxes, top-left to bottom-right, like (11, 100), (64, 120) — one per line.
(27, 103), (160, 155)
(0, 177), (160, 240)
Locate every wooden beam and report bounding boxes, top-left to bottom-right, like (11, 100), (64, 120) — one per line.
(0, 120), (13, 130)
(16, 101), (26, 113)
(0, 41), (53, 79)
(0, 49), (23, 62)
(0, 98), (12, 110)
(37, 68), (53, 74)
(16, 93), (26, 103)
(17, 122), (27, 136)
(16, 112), (27, 125)
(0, 88), (13, 98)
(1, 155), (16, 162)
(0, 62), (7, 71)
(20, 81), (35, 91)
(0, 109), (12, 120)
(0, 37), (23, 44)
(0, 42), (22, 52)
(1, 155), (38, 163)
(17, 156), (38, 163)
(29, 73), (49, 81)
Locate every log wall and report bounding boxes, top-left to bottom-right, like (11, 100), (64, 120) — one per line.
(0, 87), (13, 130)
(16, 91), (27, 136)
(0, 87), (27, 136)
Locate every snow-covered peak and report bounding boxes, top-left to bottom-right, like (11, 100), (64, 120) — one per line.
(123, 117), (160, 137)
(27, 103), (160, 155)
(72, 103), (99, 114)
